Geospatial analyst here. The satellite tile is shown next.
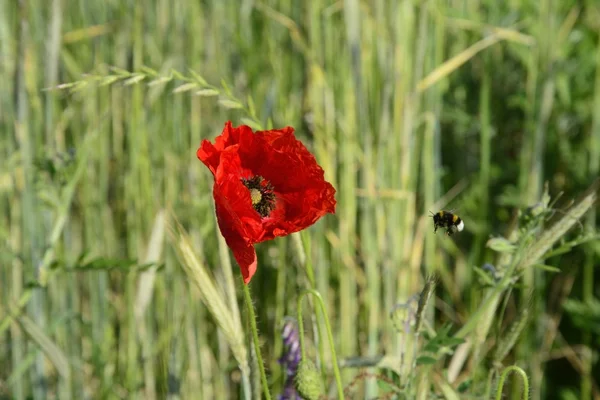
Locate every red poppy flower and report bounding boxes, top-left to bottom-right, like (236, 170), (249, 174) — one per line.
(197, 121), (336, 284)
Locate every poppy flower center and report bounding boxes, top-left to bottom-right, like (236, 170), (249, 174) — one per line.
(241, 176), (276, 218)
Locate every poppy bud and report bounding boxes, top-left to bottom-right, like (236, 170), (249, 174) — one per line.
(294, 360), (323, 400)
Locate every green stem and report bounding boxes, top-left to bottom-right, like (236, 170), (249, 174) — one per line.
(242, 280), (272, 400)
(455, 239), (528, 339)
(300, 231), (316, 285)
(298, 232), (328, 378)
(495, 365), (530, 400)
(297, 289), (344, 400)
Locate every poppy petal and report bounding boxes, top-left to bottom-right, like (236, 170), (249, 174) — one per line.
(225, 231), (257, 284)
(198, 121), (336, 284)
(259, 184), (336, 241)
(242, 127), (330, 192)
(213, 180), (260, 283)
(197, 140), (220, 175)
(233, 127), (336, 239)
(213, 149), (265, 241)
(197, 121), (255, 174)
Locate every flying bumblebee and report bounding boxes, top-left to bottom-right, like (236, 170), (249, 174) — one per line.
(430, 210), (464, 236)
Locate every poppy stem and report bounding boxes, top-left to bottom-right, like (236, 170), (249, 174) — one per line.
(494, 365), (529, 400)
(242, 281), (272, 400)
(299, 231), (316, 285)
(297, 232), (328, 378)
(297, 289), (345, 400)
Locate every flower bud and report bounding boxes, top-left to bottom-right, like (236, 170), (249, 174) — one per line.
(294, 360), (323, 400)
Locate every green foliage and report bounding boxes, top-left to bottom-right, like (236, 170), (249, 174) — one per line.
(49, 255), (160, 272)
(563, 299), (600, 341)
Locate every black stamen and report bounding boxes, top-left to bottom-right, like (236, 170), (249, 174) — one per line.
(242, 176), (276, 218)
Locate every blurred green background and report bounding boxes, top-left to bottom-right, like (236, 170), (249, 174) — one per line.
(1, 0), (599, 399)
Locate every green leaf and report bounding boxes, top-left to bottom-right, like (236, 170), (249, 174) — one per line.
(423, 341), (440, 353)
(139, 65), (158, 76)
(123, 74), (146, 85)
(375, 377), (401, 394)
(51, 255), (162, 272)
(71, 80), (89, 92)
(188, 68), (208, 86)
(51, 256), (138, 271)
(171, 69), (187, 80)
(563, 299), (600, 332)
(82, 257), (139, 270)
(532, 264), (561, 273)
(173, 82), (198, 93)
(100, 75), (120, 86)
(457, 379), (472, 393)
(247, 94), (256, 117)
(220, 79), (232, 95)
(416, 356), (437, 365)
(148, 76), (172, 86)
(54, 82), (77, 90)
(25, 280), (43, 289)
(16, 314), (70, 379)
(109, 66), (131, 76)
(194, 88), (220, 97)
(240, 117), (263, 131)
(486, 237), (516, 253)
(218, 99), (243, 109)
(443, 337), (466, 347)
(474, 267), (497, 286)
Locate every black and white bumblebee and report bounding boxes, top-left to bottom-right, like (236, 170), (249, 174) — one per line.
(430, 210), (464, 236)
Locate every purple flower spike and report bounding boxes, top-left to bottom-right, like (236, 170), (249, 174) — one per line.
(278, 319), (302, 400)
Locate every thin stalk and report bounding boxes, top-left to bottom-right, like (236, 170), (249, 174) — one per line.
(339, 0), (360, 375)
(297, 289), (344, 400)
(581, 20), (600, 400)
(298, 231), (327, 378)
(270, 239), (287, 394)
(242, 281), (272, 400)
(455, 248), (524, 340)
(494, 365), (530, 400)
(16, 0), (46, 397)
(216, 217), (249, 398)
